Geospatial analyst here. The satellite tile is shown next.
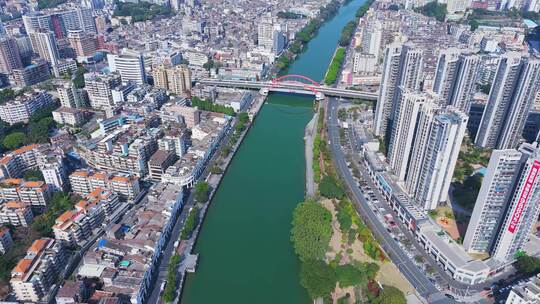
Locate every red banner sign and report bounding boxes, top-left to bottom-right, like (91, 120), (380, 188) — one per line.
(508, 160), (540, 233)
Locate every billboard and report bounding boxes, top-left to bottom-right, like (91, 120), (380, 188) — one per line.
(508, 160), (540, 233)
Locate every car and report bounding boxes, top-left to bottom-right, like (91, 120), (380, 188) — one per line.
(160, 280), (167, 293)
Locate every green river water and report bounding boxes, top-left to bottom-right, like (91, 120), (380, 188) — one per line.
(181, 0), (366, 302)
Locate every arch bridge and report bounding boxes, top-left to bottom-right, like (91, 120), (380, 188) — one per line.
(197, 75), (378, 101)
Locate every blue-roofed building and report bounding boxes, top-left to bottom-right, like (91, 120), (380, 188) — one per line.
(524, 19), (538, 30)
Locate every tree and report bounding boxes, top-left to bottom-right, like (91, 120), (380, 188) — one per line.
(24, 169), (44, 181)
(414, 1), (447, 22)
(299, 259), (337, 299)
(364, 262), (380, 280)
(336, 206), (352, 231)
(194, 182), (210, 203)
(181, 207), (199, 240)
(237, 112), (250, 124)
(319, 175), (345, 199)
(469, 18), (479, 32)
(3, 132), (25, 149)
(291, 200), (333, 261)
(0, 88), (16, 104)
(373, 285), (406, 304)
(203, 58), (214, 71)
(335, 264), (366, 288)
(209, 166), (223, 174)
(515, 255), (540, 275)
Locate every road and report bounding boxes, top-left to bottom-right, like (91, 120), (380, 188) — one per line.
(326, 97), (456, 304)
(197, 78), (378, 100)
(147, 189), (194, 304)
(305, 112), (318, 197)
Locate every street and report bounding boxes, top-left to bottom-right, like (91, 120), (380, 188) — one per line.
(326, 97), (456, 304)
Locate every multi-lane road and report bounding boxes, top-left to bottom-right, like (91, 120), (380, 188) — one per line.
(326, 97), (457, 304)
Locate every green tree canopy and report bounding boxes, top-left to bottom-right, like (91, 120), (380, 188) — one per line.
(194, 182), (210, 203)
(291, 200), (333, 261)
(336, 205), (352, 231)
(24, 169), (45, 181)
(300, 259), (337, 299)
(335, 264), (366, 288)
(237, 112), (250, 124)
(373, 285), (406, 304)
(515, 255), (540, 275)
(319, 175), (345, 199)
(3, 132), (25, 150)
(414, 1), (447, 22)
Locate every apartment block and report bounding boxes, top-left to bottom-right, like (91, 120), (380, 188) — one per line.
(0, 90), (54, 125)
(53, 188), (118, 246)
(374, 43), (423, 138)
(69, 169), (140, 200)
(387, 88), (433, 181)
(11, 60), (51, 87)
(465, 143), (540, 263)
(52, 106), (86, 126)
(506, 274), (540, 304)
(0, 179), (51, 212)
(0, 36), (23, 74)
(57, 82), (88, 108)
(84, 72), (122, 110)
(0, 200), (34, 227)
(0, 227), (13, 254)
(406, 108), (468, 210)
(77, 127), (158, 177)
(433, 49), (481, 112)
(148, 150), (178, 181)
(161, 104), (200, 128)
(0, 144), (46, 178)
(152, 64), (192, 95)
(11, 238), (66, 302)
(475, 54), (540, 149)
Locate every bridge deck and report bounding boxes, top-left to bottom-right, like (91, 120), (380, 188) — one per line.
(198, 79), (378, 100)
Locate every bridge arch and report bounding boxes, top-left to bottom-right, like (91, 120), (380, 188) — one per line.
(271, 74), (321, 94)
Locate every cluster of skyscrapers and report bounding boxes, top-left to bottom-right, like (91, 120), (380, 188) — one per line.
(374, 39), (540, 263)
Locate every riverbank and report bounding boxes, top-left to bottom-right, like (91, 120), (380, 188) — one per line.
(170, 95), (267, 303)
(274, 0), (346, 75)
(305, 111), (318, 197)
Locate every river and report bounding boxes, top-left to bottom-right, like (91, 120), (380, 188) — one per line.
(180, 0), (366, 303)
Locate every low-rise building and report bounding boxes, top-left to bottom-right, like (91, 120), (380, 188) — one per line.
(11, 238), (66, 302)
(56, 281), (87, 304)
(73, 182), (184, 303)
(163, 116), (231, 187)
